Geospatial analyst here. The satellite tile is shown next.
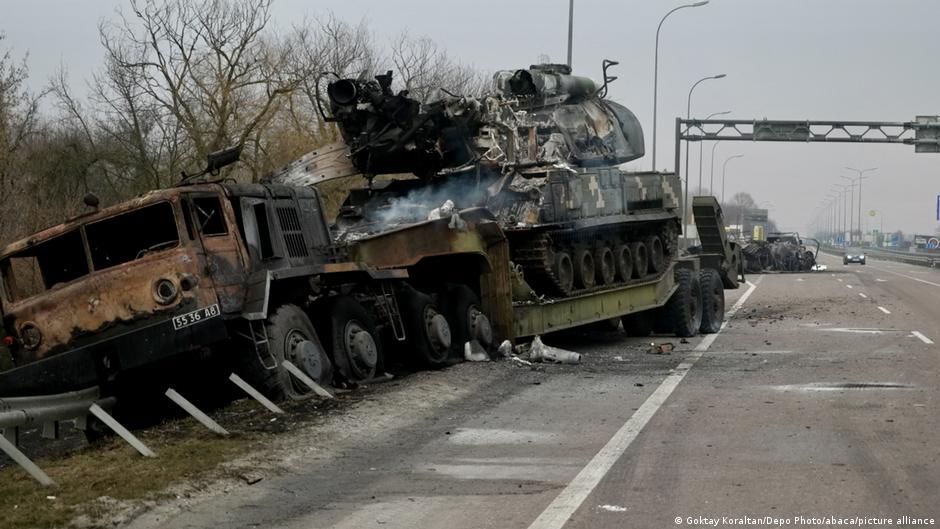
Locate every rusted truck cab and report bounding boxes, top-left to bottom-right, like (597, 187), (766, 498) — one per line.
(0, 182), (334, 397)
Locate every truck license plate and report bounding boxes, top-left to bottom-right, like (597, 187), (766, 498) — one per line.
(172, 304), (220, 330)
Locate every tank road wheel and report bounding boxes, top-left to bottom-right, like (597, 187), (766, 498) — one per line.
(552, 251), (575, 294)
(329, 297), (381, 383)
(631, 242), (649, 279)
(666, 268), (703, 338)
(699, 269), (725, 334)
(594, 246), (616, 286)
(239, 304), (333, 401)
(614, 244), (634, 282)
(621, 311), (653, 337)
(441, 284), (493, 358)
(401, 288), (452, 368)
(646, 235), (665, 274)
(574, 248), (596, 289)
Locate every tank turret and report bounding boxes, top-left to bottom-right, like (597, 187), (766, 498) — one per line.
(295, 63), (679, 298)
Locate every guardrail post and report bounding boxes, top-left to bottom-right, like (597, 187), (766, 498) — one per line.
(281, 360), (334, 399)
(0, 435), (55, 486)
(88, 404), (156, 457)
(164, 388), (229, 436)
(228, 373), (284, 414)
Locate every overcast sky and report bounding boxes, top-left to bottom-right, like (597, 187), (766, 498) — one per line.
(3, 0), (939, 236)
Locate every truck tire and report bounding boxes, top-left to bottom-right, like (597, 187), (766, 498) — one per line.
(667, 268), (703, 338)
(329, 297), (381, 383)
(699, 268), (725, 334)
(400, 287), (452, 368)
(621, 311), (653, 337)
(240, 304), (333, 401)
(440, 284), (493, 359)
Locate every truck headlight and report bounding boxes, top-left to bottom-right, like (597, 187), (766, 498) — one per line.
(153, 278), (179, 305)
(20, 323), (41, 349)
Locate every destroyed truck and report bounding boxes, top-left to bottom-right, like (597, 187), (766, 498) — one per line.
(0, 153), (490, 405)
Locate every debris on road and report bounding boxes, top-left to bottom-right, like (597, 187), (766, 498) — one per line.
(647, 342), (674, 355)
(527, 336), (582, 364)
(463, 341), (490, 362)
(496, 340), (513, 359)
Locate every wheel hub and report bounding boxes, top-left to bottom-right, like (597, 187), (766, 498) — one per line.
(425, 309), (452, 352)
(344, 321), (378, 374)
(289, 332), (328, 383)
(467, 307), (494, 347)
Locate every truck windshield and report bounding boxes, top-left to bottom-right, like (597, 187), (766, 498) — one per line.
(1, 202), (180, 301)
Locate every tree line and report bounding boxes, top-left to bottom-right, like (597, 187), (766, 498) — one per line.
(0, 0), (485, 245)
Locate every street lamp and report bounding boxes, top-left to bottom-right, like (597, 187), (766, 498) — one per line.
(709, 141), (720, 193)
(720, 154), (744, 205)
(682, 74), (726, 239)
(700, 110), (730, 194)
(839, 176), (857, 244)
(651, 0), (710, 171)
(834, 183), (852, 246)
(845, 167), (876, 245)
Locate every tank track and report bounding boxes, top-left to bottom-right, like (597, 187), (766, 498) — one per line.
(508, 219), (679, 299)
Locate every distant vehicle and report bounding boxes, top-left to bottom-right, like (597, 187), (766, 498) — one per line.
(843, 249), (867, 265)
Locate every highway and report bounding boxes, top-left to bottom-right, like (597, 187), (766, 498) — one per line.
(129, 252), (940, 529)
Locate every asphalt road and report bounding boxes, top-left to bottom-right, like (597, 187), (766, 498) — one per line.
(132, 252), (940, 529)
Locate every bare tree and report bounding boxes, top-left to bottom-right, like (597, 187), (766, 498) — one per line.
(97, 0), (317, 180)
(388, 32), (487, 102)
(0, 34), (43, 239)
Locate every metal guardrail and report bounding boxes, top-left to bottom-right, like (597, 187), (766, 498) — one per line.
(820, 246), (939, 267)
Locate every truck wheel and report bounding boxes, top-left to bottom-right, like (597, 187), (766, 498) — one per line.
(441, 284), (493, 358)
(400, 288), (452, 368)
(667, 268), (703, 338)
(699, 269), (725, 334)
(621, 311), (653, 337)
(614, 244), (634, 281)
(242, 304), (333, 401)
(329, 297), (381, 383)
(631, 242), (649, 279)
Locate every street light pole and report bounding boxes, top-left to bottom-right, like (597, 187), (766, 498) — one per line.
(709, 141), (720, 193)
(651, 0), (709, 171)
(721, 154), (744, 205)
(699, 110), (730, 195)
(840, 176), (857, 244)
(682, 74), (725, 239)
(846, 167), (876, 244)
(567, 0), (574, 68)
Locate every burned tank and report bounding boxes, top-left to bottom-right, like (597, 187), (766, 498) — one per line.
(292, 62), (681, 297)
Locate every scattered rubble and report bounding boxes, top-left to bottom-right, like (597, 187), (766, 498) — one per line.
(527, 336), (582, 364)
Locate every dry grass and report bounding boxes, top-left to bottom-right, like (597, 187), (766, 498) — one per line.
(0, 420), (255, 529)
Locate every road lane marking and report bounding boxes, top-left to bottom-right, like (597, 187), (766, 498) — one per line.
(837, 278), (843, 282)
(878, 306), (891, 314)
(526, 279), (761, 529)
(868, 265), (940, 289)
(875, 278), (887, 282)
(859, 293), (867, 298)
(912, 331), (934, 345)
(846, 284), (854, 289)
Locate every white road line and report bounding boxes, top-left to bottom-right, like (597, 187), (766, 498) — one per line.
(912, 331), (935, 345)
(878, 306), (891, 314)
(837, 278), (843, 282)
(868, 265), (940, 289)
(859, 293), (867, 298)
(846, 284), (854, 289)
(526, 279), (762, 529)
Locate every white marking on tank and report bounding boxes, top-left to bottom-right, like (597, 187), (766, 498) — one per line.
(587, 175), (606, 209)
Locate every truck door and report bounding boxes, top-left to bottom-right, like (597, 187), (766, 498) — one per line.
(182, 193), (248, 313)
